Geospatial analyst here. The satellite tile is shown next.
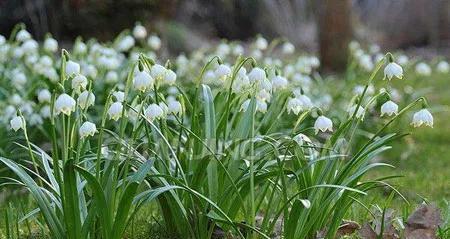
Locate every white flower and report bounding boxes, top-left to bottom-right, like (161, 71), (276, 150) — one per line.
(255, 36), (268, 50)
(105, 71), (119, 83)
(145, 104), (164, 122)
(256, 99), (267, 113)
(248, 67), (266, 83)
(108, 102), (123, 121)
(71, 74), (88, 92)
(10, 115), (24, 131)
(13, 72), (27, 86)
(164, 69), (176, 85)
(133, 71), (154, 92)
(293, 133), (312, 146)
(117, 35), (135, 52)
(282, 42), (295, 55)
(271, 75), (288, 90)
(78, 91), (95, 109)
(133, 23), (147, 39)
(347, 104), (365, 120)
(167, 99), (182, 115)
(150, 64), (167, 82)
(380, 100), (398, 117)
(40, 105), (51, 118)
(215, 64), (231, 81)
(21, 39), (38, 52)
(436, 61), (449, 73)
(44, 37), (58, 52)
(415, 62), (431, 76)
(66, 60), (80, 76)
(113, 91), (125, 102)
(37, 89), (51, 103)
(287, 97), (303, 115)
(384, 62), (403, 80)
(314, 116), (333, 134)
(79, 121), (97, 138)
(232, 44), (244, 55)
(55, 93), (76, 115)
(16, 29), (31, 42)
(397, 55), (409, 66)
(147, 35), (161, 50)
(29, 113), (43, 126)
(411, 109), (433, 128)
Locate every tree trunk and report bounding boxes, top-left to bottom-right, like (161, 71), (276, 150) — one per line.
(317, 0), (352, 73)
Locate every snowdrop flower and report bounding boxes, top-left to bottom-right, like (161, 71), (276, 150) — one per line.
(216, 42), (231, 57)
(415, 62), (431, 76)
(255, 36), (268, 50)
(40, 105), (51, 118)
(232, 44), (244, 55)
(282, 42), (295, 55)
(10, 115), (24, 131)
(287, 97), (304, 115)
(147, 35), (161, 50)
(347, 104), (365, 120)
(314, 116), (333, 134)
(44, 37), (58, 52)
(256, 99), (268, 113)
(10, 94), (22, 105)
(436, 61), (449, 73)
(83, 64), (98, 79)
(397, 55), (409, 66)
(21, 39), (38, 52)
(150, 64), (167, 82)
(108, 102), (123, 121)
(380, 100), (398, 117)
(133, 71), (154, 92)
(215, 64), (231, 81)
(13, 71), (27, 86)
(411, 109), (433, 128)
(79, 121), (97, 138)
(39, 56), (53, 67)
(240, 99), (251, 112)
(105, 71), (119, 83)
(133, 23), (147, 39)
(66, 60), (81, 76)
(167, 99), (182, 115)
(384, 62), (403, 80)
(113, 91), (125, 102)
(248, 67), (267, 83)
(359, 54), (374, 71)
(77, 91), (95, 109)
(55, 93), (76, 115)
(293, 133), (312, 146)
(74, 41), (87, 55)
(37, 89), (51, 103)
(271, 75), (288, 91)
(16, 29), (31, 42)
(145, 104), (164, 122)
(72, 74), (88, 92)
(164, 69), (177, 85)
(117, 35), (135, 52)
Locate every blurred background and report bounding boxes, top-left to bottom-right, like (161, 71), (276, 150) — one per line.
(1, 0), (449, 72)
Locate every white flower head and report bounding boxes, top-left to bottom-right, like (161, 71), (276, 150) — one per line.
(436, 61), (449, 73)
(44, 37), (58, 52)
(133, 71), (154, 92)
(167, 99), (182, 115)
(380, 100), (398, 117)
(314, 115), (333, 134)
(71, 74), (88, 92)
(10, 115), (24, 131)
(77, 91), (95, 109)
(271, 75), (288, 91)
(347, 104), (365, 120)
(105, 71), (119, 83)
(150, 64), (167, 82)
(117, 35), (135, 52)
(113, 91), (125, 102)
(55, 93), (76, 115)
(40, 105), (51, 118)
(133, 23), (147, 39)
(256, 99), (268, 113)
(37, 89), (52, 103)
(248, 67), (267, 84)
(282, 42), (295, 55)
(79, 121), (97, 138)
(108, 102), (123, 121)
(287, 97), (303, 115)
(293, 133), (312, 146)
(16, 29), (31, 42)
(215, 64), (231, 81)
(145, 103), (164, 122)
(164, 69), (177, 85)
(255, 36), (268, 50)
(415, 62), (431, 76)
(147, 35), (161, 50)
(384, 62), (403, 80)
(411, 109), (433, 128)
(66, 60), (81, 77)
